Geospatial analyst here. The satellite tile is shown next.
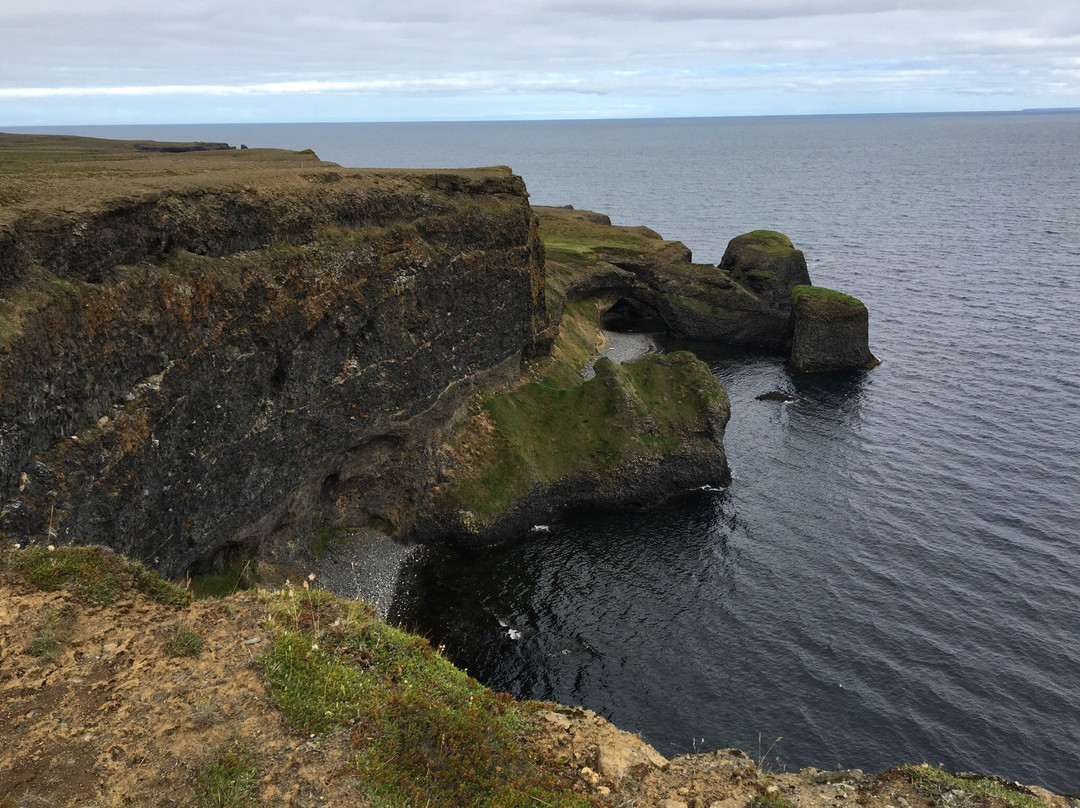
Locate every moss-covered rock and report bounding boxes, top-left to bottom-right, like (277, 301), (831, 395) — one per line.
(417, 349), (730, 548)
(718, 230), (811, 306)
(789, 285), (879, 372)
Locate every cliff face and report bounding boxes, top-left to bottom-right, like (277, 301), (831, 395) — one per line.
(789, 285), (879, 372)
(0, 135), (548, 575)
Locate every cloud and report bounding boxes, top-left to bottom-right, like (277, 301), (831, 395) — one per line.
(1, 0), (1078, 124)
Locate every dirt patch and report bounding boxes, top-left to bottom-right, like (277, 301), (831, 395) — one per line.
(0, 579), (357, 807)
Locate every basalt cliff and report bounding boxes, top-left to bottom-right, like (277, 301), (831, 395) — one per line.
(0, 133), (872, 578)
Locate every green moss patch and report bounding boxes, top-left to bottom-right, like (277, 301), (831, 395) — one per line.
(443, 350), (725, 523)
(742, 230), (797, 253)
(790, 284), (864, 309)
(8, 544), (191, 608)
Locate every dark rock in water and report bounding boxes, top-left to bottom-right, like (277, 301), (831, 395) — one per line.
(756, 390), (796, 402)
(789, 285), (879, 373)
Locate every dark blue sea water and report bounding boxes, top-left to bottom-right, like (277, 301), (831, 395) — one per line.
(16, 114), (1080, 792)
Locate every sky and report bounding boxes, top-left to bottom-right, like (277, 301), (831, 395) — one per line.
(2, 0), (1079, 125)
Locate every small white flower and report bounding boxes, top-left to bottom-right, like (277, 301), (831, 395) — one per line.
(47, 544), (56, 551)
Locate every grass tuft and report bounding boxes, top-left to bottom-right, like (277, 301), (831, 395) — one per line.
(9, 544), (191, 608)
(26, 603), (78, 658)
(752, 789), (798, 808)
(165, 619), (204, 657)
(192, 739), (259, 808)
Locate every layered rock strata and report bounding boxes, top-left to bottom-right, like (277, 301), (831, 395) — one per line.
(0, 135), (549, 575)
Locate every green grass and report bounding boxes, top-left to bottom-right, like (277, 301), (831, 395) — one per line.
(444, 350), (726, 523)
(8, 544), (191, 608)
(898, 764), (1050, 808)
(189, 562), (252, 599)
(192, 740), (260, 808)
(538, 209), (669, 280)
(165, 619), (204, 657)
(436, 286), (727, 526)
(790, 284), (864, 309)
(26, 603), (78, 658)
(545, 299), (605, 383)
(257, 585), (602, 808)
(742, 230), (797, 253)
(540, 217), (661, 262)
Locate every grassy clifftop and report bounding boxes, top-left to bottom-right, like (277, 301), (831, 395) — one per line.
(422, 297), (731, 545)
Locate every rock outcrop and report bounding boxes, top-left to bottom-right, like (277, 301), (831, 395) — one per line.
(537, 207), (876, 366)
(789, 285), (879, 372)
(538, 208), (808, 350)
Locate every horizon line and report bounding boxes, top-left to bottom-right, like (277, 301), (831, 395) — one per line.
(5, 106), (1080, 130)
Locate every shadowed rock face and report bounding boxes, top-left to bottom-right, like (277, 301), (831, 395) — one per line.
(789, 285), (879, 373)
(0, 136), (548, 575)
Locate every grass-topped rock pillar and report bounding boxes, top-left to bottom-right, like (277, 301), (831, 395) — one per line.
(789, 285), (879, 372)
(719, 230), (811, 306)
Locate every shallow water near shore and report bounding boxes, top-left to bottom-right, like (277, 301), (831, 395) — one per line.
(22, 112), (1080, 792)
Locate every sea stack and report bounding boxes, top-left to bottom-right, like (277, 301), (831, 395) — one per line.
(718, 230), (811, 306)
(789, 285), (879, 372)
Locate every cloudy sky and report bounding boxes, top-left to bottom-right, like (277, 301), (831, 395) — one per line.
(2, 0), (1079, 125)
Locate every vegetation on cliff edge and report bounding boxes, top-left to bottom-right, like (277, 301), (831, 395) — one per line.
(1, 542), (602, 808)
(437, 300), (728, 524)
(791, 284), (865, 310)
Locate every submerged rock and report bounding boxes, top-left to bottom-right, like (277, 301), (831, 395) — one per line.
(789, 285), (879, 372)
(756, 390), (797, 402)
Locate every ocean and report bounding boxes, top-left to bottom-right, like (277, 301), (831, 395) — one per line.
(15, 113), (1080, 792)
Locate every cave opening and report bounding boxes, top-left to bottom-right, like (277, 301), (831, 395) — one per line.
(600, 296), (667, 334)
